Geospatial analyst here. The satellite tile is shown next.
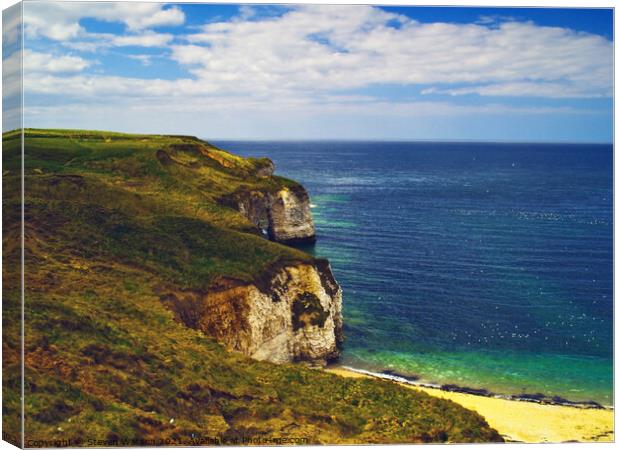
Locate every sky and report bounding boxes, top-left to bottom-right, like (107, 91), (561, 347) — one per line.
(2, 1), (614, 142)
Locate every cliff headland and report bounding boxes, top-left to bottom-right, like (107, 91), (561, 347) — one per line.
(2, 129), (502, 444)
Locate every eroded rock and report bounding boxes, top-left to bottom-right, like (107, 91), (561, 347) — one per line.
(162, 261), (343, 365)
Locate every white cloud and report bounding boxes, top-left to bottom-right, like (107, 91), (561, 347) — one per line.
(21, 69), (591, 119)
(22, 2), (180, 52)
(21, 4), (612, 99)
(3, 6), (23, 133)
(4, 49), (90, 82)
(2, 3), (21, 46)
(237, 5), (258, 21)
(109, 31), (173, 47)
(422, 82), (609, 99)
(23, 72), (224, 103)
(23, 85), (588, 121)
(15, 4), (613, 139)
(2, 49), (91, 127)
(116, 4), (184, 31)
(61, 31), (174, 52)
(23, 49), (91, 73)
(475, 14), (518, 26)
(168, 5), (611, 99)
(168, 44), (208, 66)
(23, 2), (184, 41)
(126, 54), (154, 66)
(3, 49), (22, 108)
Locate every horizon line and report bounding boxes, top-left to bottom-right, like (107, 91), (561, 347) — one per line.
(208, 137), (613, 145)
(5, 128), (612, 145)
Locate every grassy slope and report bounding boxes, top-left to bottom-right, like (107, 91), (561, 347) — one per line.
(2, 129), (502, 445)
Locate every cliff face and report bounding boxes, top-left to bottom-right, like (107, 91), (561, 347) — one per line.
(221, 180), (317, 244)
(162, 259), (343, 365)
(268, 186), (316, 244)
(156, 141), (332, 362)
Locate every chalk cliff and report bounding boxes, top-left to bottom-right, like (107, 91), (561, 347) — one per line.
(268, 185), (316, 244)
(221, 176), (317, 244)
(162, 259), (343, 365)
(155, 140), (336, 363)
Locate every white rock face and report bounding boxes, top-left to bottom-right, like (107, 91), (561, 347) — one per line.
(221, 186), (316, 244)
(267, 187), (316, 244)
(197, 262), (342, 364)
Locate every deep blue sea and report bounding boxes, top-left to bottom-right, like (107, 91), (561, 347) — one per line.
(214, 141), (613, 406)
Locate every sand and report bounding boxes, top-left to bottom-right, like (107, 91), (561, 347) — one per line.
(326, 367), (614, 443)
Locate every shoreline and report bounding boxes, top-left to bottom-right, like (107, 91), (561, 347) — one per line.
(334, 365), (613, 410)
(326, 365), (614, 443)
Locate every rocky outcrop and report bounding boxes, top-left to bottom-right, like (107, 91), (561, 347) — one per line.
(255, 159), (275, 177)
(232, 190), (272, 237)
(161, 259), (343, 365)
(268, 186), (315, 244)
(222, 184), (316, 245)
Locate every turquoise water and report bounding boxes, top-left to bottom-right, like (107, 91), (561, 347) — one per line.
(215, 141), (613, 405)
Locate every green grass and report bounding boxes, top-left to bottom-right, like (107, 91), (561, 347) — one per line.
(2, 129), (502, 445)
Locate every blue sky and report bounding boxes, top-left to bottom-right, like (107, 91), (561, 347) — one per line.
(2, 2), (614, 142)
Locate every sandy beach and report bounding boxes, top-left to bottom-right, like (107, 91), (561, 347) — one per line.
(326, 367), (614, 443)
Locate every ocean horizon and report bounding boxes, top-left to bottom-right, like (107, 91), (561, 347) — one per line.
(211, 138), (613, 145)
(214, 139), (613, 407)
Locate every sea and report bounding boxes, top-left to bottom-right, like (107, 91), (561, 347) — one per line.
(213, 140), (613, 406)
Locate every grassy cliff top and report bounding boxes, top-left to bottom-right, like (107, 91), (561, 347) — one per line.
(2, 129), (502, 444)
(4, 129), (310, 290)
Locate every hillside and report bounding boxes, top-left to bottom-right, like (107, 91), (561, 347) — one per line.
(2, 129), (502, 445)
